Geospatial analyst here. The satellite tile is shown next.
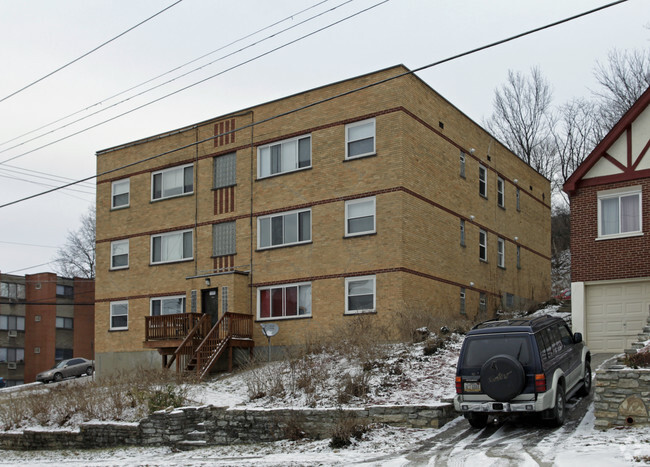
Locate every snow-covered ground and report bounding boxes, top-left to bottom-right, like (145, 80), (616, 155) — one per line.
(2, 304), (650, 466)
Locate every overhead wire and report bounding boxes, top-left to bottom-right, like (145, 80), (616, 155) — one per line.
(0, 0), (359, 159)
(0, 0), (184, 104)
(0, 0), (630, 211)
(0, 164), (96, 190)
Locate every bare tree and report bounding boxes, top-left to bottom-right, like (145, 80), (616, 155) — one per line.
(54, 205), (96, 279)
(593, 48), (650, 134)
(486, 67), (557, 180)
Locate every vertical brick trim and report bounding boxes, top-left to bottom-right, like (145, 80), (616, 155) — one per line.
(214, 187), (236, 215)
(214, 118), (236, 147)
(213, 255), (235, 272)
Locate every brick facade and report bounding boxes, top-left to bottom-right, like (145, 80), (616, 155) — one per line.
(95, 65), (550, 373)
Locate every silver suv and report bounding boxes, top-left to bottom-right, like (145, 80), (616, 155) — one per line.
(454, 316), (591, 428)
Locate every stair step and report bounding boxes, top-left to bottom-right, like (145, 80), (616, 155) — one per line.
(185, 430), (207, 441)
(175, 440), (208, 451)
(638, 333), (650, 341)
(631, 341), (645, 349)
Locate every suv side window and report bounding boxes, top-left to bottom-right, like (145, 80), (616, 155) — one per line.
(535, 333), (548, 361)
(557, 324), (573, 346)
(549, 326), (563, 354)
(541, 328), (556, 359)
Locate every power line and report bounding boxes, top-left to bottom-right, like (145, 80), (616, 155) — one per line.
(4, 262), (56, 274)
(0, 165), (95, 191)
(0, 241), (59, 249)
(0, 0), (333, 150)
(0, 0), (361, 162)
(0, 0), (630, 210)
(0, 0), (184, 104)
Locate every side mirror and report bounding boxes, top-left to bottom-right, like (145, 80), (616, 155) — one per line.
(574, 332), (583, 343)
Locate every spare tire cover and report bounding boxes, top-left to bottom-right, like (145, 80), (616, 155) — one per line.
(480, 354), (525, 402)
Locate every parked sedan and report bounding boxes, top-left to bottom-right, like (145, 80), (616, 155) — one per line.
(36, 358), (94, 383)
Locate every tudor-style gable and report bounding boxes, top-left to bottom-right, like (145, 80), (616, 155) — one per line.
(564, 86), (650, 194)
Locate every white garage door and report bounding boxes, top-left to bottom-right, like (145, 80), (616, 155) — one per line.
(585, 281), (650, 352)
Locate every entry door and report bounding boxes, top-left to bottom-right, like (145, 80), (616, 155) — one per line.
(202, 288), (219, 326)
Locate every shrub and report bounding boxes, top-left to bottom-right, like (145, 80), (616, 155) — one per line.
(423, 335), (446, 356)
(624, 348), (650, 369)
(329, 415), (368, 449)
(337, 372), (369, 404)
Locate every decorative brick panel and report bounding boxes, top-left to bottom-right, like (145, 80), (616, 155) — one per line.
(214, 186), (235, 215)
(214, 118), (236, 147)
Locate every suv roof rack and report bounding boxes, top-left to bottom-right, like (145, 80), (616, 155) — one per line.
(471, 315), (557, 331)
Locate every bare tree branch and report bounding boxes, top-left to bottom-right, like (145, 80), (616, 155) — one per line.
(53, 205), (96, 279)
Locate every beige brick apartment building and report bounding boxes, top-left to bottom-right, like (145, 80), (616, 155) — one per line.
(95, 65), (551, 376)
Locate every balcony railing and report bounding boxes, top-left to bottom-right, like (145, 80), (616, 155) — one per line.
(144, 313), (205, 341)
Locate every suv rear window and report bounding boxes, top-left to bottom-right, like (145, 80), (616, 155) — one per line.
(462, 334), (532, 367)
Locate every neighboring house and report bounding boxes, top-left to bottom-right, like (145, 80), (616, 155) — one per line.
(564, 85), (650, 353)
(95, 65), (551, 377)
(0, 272), (95, 385)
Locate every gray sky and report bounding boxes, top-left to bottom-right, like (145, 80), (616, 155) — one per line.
(0, 0), (647, 276)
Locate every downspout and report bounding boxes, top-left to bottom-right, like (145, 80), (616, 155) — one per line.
(249, 111), (255, 319)
(194, 125), (200, 277)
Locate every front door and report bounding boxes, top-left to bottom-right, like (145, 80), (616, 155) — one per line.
(202, 288), (219, 326)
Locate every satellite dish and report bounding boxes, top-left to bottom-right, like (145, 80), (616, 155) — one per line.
(260, 323), (279, 338)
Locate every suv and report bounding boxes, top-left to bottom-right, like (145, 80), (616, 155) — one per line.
(454, 315), (591, 428)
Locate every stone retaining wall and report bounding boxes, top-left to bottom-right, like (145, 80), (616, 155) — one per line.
(0, 403), (457, 451)
(594, 366), (650, 429)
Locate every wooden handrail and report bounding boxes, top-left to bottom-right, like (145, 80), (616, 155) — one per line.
(165, 314), (210, 369)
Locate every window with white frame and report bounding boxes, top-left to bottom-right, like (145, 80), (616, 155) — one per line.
(460, 288), (466, 314)
(345, 275), (376, 314)
(152, 164), (193, 200)
(56, 284), (73, 298)
(111, 179), (130, 209)
(479, 165), (487, 198)
(258, 135), (311, 179)
(598, 187), (642, 238)
(258, 282), (311, 319)
(497, 176), (505, 208)
(258, 209), (311, 249)
(55, 317), (73, 329)
(345, 197), (376, 236)
(0, 283), (25, 299)
(0, 348), (24, 363)
(110, 240), (129, 270)
(479, 229), (487, 262)
(345, 118), (375, 159)
(497, 237), (505, 268)
(213, 222), (236, 256)
(151, 295), (186, 316)
(460, 152), (466, 178)
(151, 230), (193, 264)
(214, 152), (236, 188)
(517, 245), (521, 269)
(0, 316), (25, 331)
(110, 301), (128, 330)
(460, 219), (466, 246)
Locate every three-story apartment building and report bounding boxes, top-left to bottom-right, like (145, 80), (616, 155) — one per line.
(95, 65), (551, 376)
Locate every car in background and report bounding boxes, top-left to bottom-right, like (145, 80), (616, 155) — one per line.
(36, 358), (94, 383)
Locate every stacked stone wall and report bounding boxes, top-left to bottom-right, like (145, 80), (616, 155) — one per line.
(594, 367), (650, 429)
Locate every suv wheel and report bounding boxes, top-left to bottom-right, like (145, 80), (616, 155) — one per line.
(577, 361), (591, 397)
(480, 354), (525, 402)
(549, 384), (566, 427)
(466, 412), (489, 429)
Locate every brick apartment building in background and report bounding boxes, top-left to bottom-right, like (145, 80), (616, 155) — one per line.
(0, 272), (95, 385)
(95, 65), (551, 377)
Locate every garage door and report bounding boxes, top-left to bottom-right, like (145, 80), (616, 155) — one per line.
(585, 281), (650, 352)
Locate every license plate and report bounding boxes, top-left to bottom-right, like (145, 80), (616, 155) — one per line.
(464, 382), (481, 393)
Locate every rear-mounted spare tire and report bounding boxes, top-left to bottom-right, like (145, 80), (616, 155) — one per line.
(480, 354), (525, 402)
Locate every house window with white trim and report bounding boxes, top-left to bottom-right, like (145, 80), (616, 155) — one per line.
(479, 229), (487, 262)
(0, 316), (25, 331)
(110, 240), (129, 270)
(497, 237), (505, 268)
(598, 187), (642, 238)
(0, 283), (25, 299)
(258, 209), (311, 249)
(345, 197), (376, 236)
(497, 176), (505, 208)
(345, 118), (375, 159)
(345, 275), (376, 314)
(110, 301), (128, 330)
(152, 164), (193, 200)
(151, 230), (193, 264)
(258, 135), (311, 179)
(111, 179), (130, 209)
(55, 317), (73, 329)
(479, 165), (487, 198)
(258, 282), (312, 320)
(151, 295), (186, 316)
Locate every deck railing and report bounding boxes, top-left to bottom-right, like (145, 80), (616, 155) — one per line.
(144, 313), (204, 341)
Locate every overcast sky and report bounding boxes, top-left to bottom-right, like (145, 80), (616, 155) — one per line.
(0, 0), (647, 277)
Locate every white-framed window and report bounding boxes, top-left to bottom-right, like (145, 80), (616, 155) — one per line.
(479, 165), (487, 198)
(460, 152), (466, 178)
(460, 219), (466, 246)
(110, 301), (128, 330)
(497, 237), (505, 268)
(0, 283), (25, 299)
(0, 348), (24, 363)
(213, 222), (236, 256)
(479, 229), (487, 262)
(345, 118), (375, 159)
(56, 284), (73, 298)
(258, 209), (311, 249)
(258, 135), (311, 179)
(497, 176), (505, 208)
(110, 240), (129, 270)
(0, 316), (25, 331)
(598, 187), (642, 239)
(151, 230), (193, 264)
(345, 275), (376, 314)
(460, 288), (466, 314)
(258, 282), (312, 320)
(111, 179), (130, 209)
(214, 152), (236, 188)
(152, 164), (193, 200)
(517, 245), (521, 269)
(345, 197), (376, 236)
(55, 317), (73, 329)
(151, 295), (186, 316)
(516, 188), (521, 211)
